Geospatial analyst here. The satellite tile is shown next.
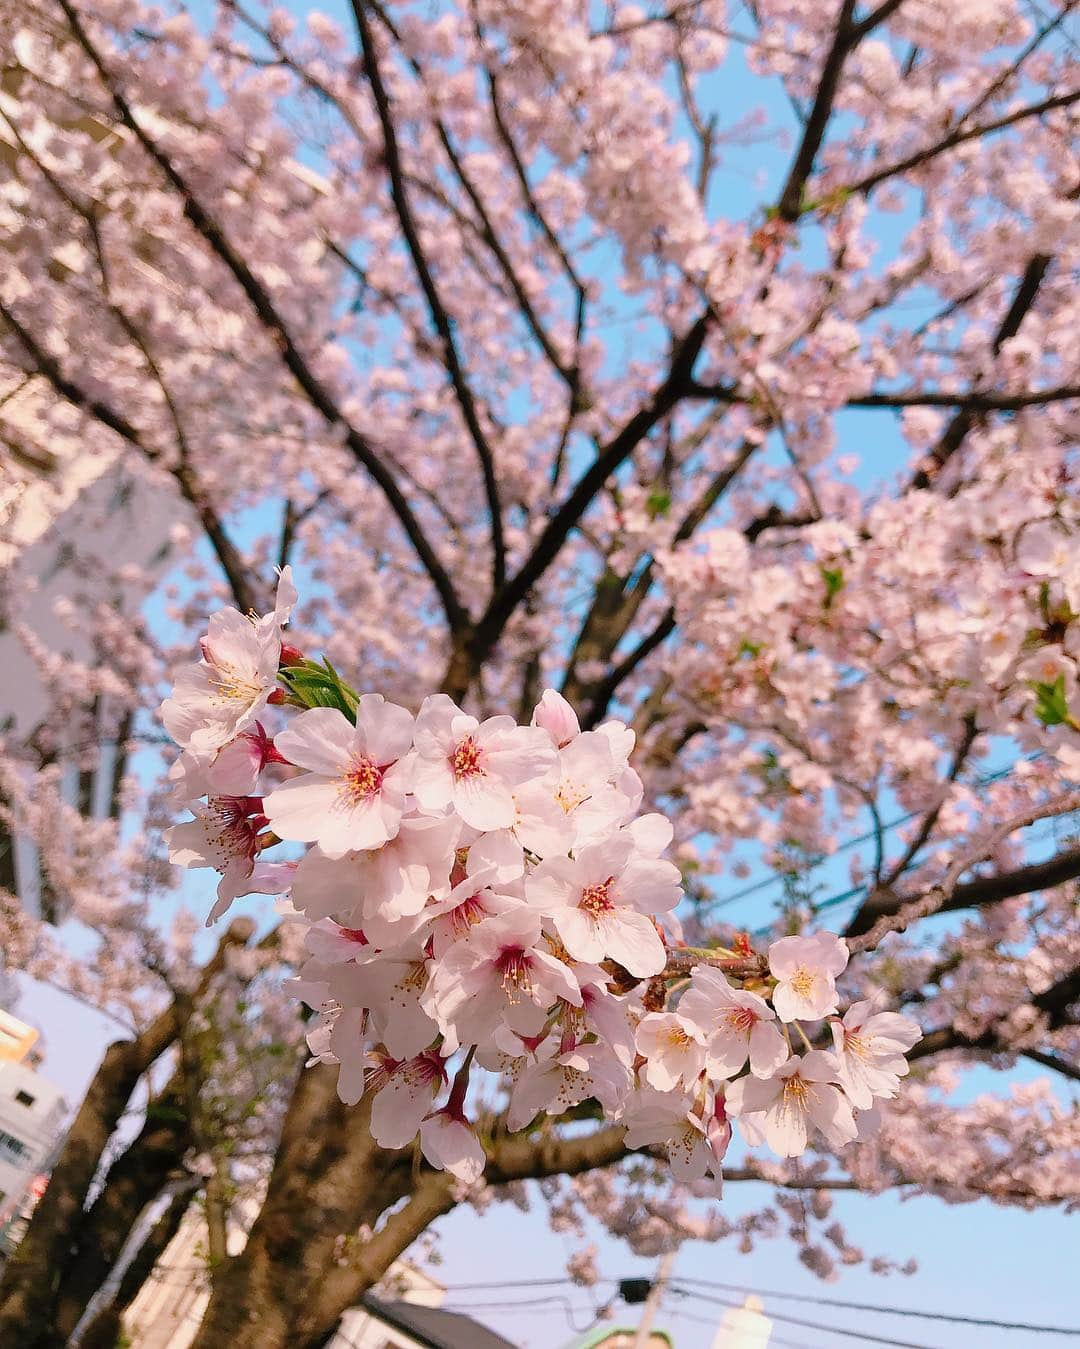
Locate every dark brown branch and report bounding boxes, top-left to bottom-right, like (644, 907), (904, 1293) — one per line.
(848, 89), (1080, 197)
(846, 840), (1080, 939)
(470, 312), (711, 666)
(1021, 1047), (1080, 1082)
(582, 609), (676, 729)
(911, 202), (1076, 488)
(774, 0), (858, 223)
(0, 298), (257, 614)
(56, 0), (467, 634)
(850, 0), (908, 40)
(351, 0), (506, 591)
(849, 385), (1080, 410)
(565, 433), (758, 710)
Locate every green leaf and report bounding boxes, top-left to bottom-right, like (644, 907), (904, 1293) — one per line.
(1031, 675), (1071, 728)
(646, 489), (671, 519)
(277, 658), (359, 721)
(821, 567), (845, 608)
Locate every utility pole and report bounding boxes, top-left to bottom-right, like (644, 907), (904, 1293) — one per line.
(632, 1250), (677, 1349)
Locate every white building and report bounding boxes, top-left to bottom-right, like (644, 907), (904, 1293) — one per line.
(713, 1294), (772, 1348)
(120, 1208), (514, 1349)
(0, 1054), (67, 1247)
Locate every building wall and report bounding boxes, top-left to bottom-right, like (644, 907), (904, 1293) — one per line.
(0, 440), (182, 920)
(0, 1009), (39, 1063)
(121, 1203), (444, 1349)
(0, 1056), (66, 1237)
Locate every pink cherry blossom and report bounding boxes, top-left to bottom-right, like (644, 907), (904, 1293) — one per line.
(634, 1012), (706, 1091)
(769, 932), (850, 1023)
(513, 728), (637, 852)
(165, 795), (291, 924)
(507, 1041), (630, 1133)
(622, 1088), (726, 1188)
(526, 832), (680, 976)
(1017, 521), (1073, 578)
(829, 1002), (922, 1110)
(369, 1053), (447, 1147)
(726, 1051), (858, 1158)
(429, 908), (582, 1045)
(531, 688), (580, 748)
(412, 693), (556, 830)
(159, 567), (296, 753)
(679, 966), (788, 1079)
(263, 698), (415, 858)
(419, 1110), (486, 1184)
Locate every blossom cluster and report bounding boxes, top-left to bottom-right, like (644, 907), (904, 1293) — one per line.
(162, 574), (921, 1190)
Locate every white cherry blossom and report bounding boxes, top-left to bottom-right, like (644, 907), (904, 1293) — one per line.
(768, 932), (849, 1022)
(263, 698), (415, 858)
(829, 1001), (922, 1109)
(679, 966), (788, 1079)
(725, 1051), (857, 1158)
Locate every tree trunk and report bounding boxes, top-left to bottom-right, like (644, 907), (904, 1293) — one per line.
(73, 1182), (195, 1349)
(48, 1072), (192, 1344)
(0, 919), (252, 1345)
(188, 1063), (415, 1349)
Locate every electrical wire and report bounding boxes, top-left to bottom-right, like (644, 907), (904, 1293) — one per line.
(700, 758), (1034, 917)
(675, 1276), (1080, 1335)
(441, 1294), (597, 1334)
(671, 1286), (939, 1349)
(669, 1307), (817, 1349)
(439, 1275), (1080, 1337)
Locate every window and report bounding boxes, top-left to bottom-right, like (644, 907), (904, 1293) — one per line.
(0, 1130), (29, 1162)
(14, 1090), (35, 1108)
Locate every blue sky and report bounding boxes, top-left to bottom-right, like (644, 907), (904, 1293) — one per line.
(10, 4), (1079, 1346)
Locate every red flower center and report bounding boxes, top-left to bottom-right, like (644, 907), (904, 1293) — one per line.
(497, 947), (533, 1003)
(579, 878), (616, 917)
(343, 755), (384, 804)
(451, 735), (485, 780)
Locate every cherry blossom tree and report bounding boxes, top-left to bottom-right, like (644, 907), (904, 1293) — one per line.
(1, 0), (1078, 1346)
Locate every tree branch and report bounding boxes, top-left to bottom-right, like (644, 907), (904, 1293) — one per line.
(0, 298), (258, 614)
(848, 89), (1080, 198)
(582, 609), (676, 729)
(847, 795), (1080, 949)
(470, 313), (711, 667)
(847, 840), (1080, 939)
(774, 0), (858, 223)
(849, 384), (1080, 411)
(351, 0), (506, 591)
(1021, 1047), (1080, 1082)
(55, 0), (468, 635)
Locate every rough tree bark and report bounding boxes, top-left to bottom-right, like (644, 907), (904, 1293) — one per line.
(46, 1069), (192, 1346)
(0, 918), (254, 1346)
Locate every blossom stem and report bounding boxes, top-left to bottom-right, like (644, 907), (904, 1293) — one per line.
(446, 1046), (476, 1116)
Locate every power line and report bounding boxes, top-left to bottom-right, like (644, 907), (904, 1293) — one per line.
(668, 1303), (819, 1348)
(672, 1287), (939, 1349)
(675, 1277), (1080, 1337)
(701, 758), (1034, 917)
(438, 1275), (1080, 1338)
